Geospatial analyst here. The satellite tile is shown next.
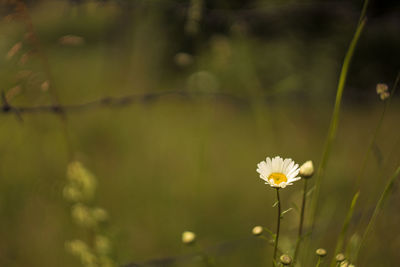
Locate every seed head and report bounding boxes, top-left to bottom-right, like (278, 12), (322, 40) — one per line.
(182, 231), (196, 245)
(376, 83), (390, 101)
(315, 248), (327, 257)
(376, 83), (388, 94)
(379, 91), (390, 100)
(335, 253), (345, 262)
(299, 160), (314, 178)
(280, 254), (292, 265)
(252, 226), (263, 236)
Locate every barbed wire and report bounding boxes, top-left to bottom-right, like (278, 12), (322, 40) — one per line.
(0, 90), (252, 118)
(0, 88), (392, 119)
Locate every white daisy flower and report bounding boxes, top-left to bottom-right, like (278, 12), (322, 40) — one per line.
(256, 156), (301, 188)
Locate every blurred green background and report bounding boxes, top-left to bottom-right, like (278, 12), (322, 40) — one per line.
(0, 0), (399, 266)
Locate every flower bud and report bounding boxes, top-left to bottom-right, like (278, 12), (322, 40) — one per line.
(316, 248), (327, 257)
(299, 160), (314, 178)
(335, 253), (345, 262)
(280, 254), (292, 265)
(251, 226), (263, 236)
(182, 231), (196, 245)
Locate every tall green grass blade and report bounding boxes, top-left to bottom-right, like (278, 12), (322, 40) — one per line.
(310, 14), (367, 231)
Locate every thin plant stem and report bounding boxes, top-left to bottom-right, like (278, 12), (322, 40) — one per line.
(273, 188), (281, 267)
(329, 191), (360, 267)
(354, 103), (387, 188)
(293, 179), (308, 265)
(310, 8), (368, 231)
(353, 72), (400, 189)
(346, 72), (400, 262)
(353, 165), (400, 263)
(259, 236), (284, 255)
(315, 257), (322, 267)
(358, 0), (369, 26)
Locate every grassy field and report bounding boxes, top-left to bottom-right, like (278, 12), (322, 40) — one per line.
(0, 1), (399, 266)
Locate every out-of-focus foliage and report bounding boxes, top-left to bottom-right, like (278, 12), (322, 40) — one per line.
(0, 1), (399, 266)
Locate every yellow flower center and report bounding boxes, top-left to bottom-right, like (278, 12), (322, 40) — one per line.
(268, 172), (287, 185)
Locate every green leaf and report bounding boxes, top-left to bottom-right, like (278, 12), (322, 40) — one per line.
(280, 208), (293, 219)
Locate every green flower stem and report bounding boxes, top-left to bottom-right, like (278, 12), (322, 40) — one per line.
(315, 257), (322, 267)
(273, 188), (281, 267)
(259, 236), (284, 255)
(293, 179), (308, 265)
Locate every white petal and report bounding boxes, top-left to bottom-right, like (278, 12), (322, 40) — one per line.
(257, 161), (268, 173)
(257, 161), (272, 180)
(288, 176), (301, 183)
(285, 161), (295, 175)
(286, 164), (299, 178)
(266, 157), (272, 168)
(282, 158), (291, 172)
(272, 156), (283, 173)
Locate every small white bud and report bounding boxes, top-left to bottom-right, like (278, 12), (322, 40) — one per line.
(299, 160), (314, 178)
(251, 226), (263, 236)
(182, 231), (196, 245)
(280, 254), (292, 265)
(316, 248), (327, 257)
(335, 253), (345, 262)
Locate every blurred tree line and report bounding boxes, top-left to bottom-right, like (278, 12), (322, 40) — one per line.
(1, 0), (399, 104)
